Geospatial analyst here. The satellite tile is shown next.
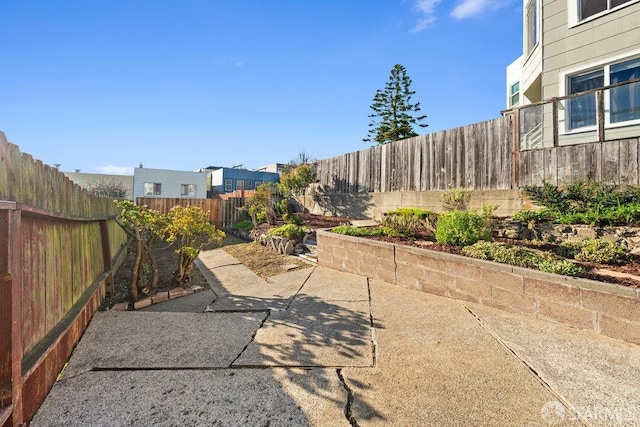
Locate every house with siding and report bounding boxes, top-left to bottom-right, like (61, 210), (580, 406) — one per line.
(209, 167), (280, 194)
(132, 167), (208, 200)
(507, 0), (640, 148)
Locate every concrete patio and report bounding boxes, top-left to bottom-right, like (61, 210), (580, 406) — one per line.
(31, 248), (640, 426)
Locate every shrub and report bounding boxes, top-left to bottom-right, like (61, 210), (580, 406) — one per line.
(385, 208), (436, 221)
(435, 210), (492, 246)
(561, 238), (628, 265)
(441, 188), (472, 211)
(378, 213), (423, 237)
(523, 181), (640, 225)
(283, 213), (303, 225)
(512, 209), (556, 223)
(463, 241), (585, 277)
(331, 225), (384, 237)
(538, 260), (585, 277)
(269, 224), (307, 242)
(231, 219), (254, 232)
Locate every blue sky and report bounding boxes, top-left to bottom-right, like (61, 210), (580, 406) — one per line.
(0, 0), (522, 175)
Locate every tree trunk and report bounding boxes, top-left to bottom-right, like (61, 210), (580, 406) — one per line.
(129, 231), (142, 302)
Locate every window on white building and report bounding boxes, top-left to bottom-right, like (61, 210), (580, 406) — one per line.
(224, 179), (233, 192)
(510, 82), (521, 107)
(180, 184), (196, 197)
(144, 182), (162, 196)
(567, 56), (640, 130)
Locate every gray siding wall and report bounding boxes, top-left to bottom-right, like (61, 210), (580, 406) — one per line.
(541, 0), (640, 146)
(133, 168), (207, 200)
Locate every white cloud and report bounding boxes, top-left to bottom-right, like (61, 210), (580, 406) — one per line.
(411, 0), (443, 32)
(93, 165), (134, 175)
(450, 0), (514, 20)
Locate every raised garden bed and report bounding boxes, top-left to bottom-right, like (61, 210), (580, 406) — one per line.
(317, 230), (640, 345)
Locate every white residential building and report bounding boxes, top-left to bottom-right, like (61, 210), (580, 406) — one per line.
(132, 167), (207, 200)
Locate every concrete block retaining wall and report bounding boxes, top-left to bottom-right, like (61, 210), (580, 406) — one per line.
(317, 230), (640, 345)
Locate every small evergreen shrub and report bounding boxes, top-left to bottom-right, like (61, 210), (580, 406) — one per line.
(269, 224), (307, 242)
(441, 188), (472, 211)
(378, 213), (423, 237)
(283, 213), (303, 225)
(561, 238), (628, 265)
(435, 210), (492, 246)
(512, 209), (556, 223)
(231, 219), (254, 232)
(331, 225), (384, 237)
(385, 208), (436, 221)
(463, 241), (585, 277)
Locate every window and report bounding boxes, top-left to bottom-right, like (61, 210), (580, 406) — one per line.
(525, 0), (538, 55)
(510, 82), (521, 107)
(180, 184), (196, 197)
(247, 180), (254, 190)
(144, 182), (161, 196)
(579, 0), (634, 21)
(255, 180), (262, 188)
(236, 179), (245, 191)
(568, 69), (604, 130)
(610, 57), (640, 123)
(566, 56), (640, 131)
(224, 179), (233, 192)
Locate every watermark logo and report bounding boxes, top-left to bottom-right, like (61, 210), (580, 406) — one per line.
(541, 400), (639, 424)
(541, 400), (565, 425)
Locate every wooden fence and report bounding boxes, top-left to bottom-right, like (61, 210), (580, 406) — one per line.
(314, 117), (516, 193)
(314, 116), (640, 195)
(0, 133), (128, 426)
(518, 138), (640, 187)
(136, 195), (247, 230)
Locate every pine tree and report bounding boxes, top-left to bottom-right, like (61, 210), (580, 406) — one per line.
(364, 64), (428, 145)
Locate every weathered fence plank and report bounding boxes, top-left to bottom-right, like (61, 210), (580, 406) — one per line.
(0, 133), (128, 425)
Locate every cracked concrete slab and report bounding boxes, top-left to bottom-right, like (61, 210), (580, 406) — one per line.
(464, 301), (640, 426)
(200, 249), (314, 312)
(32, 368), (349, 427)
(234, 300), (373, 367)
(342, 280), (582, 426)
(141, 289), (216, 313)
(60, 311), (267, 379)
(296, 266), (369, 302)
(234, 268), (373, 367)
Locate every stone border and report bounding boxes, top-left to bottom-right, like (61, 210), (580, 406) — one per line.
(317, 230), (640, 345)
(111, 285), (207, 311)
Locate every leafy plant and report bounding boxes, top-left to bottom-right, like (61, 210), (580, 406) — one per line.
(440, 188), (472, 211)
(331, 225), (384, 237)
(246, 182), (278, 226)
(385, 208), (436, 221)
(538, 260), (585, 276)
(283, 213), (303, 225)
(269, 224), (308, 243)
(231, 219), (254, 232)
(523, 181), (640, 225)
(164, 206), (225, 286)
(279, 164), (316, 195)
(115, 200), (166, 301)
(463, 241), (585, 277)
(561, 238), (628, 265)
(378, 213), (423, 237)
(435, 210), (492, 246)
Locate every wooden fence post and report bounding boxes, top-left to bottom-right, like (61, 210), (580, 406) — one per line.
(0, 203), (16, 426)
(100, 220), (114, 296)
(597, 89), (605, 142)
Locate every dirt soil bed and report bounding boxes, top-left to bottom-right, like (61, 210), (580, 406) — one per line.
(363, 231), (640, 289)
